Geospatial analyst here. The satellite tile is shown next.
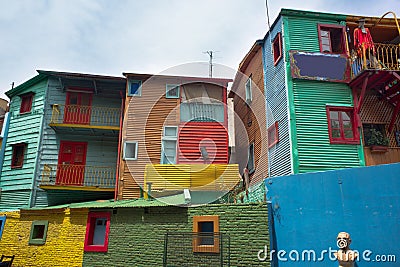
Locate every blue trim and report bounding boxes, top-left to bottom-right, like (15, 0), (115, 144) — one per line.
(0, 113), (11, 177)
(166, 84), (180, 99)
(0, 215), (6, 239)
(128, 80), (142, 96)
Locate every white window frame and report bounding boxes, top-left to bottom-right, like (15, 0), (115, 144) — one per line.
(161, 126), (178, 164)
(166, 84), (180, 99)
(123, 141), (138, 160)
(128, 80), (142, 96)
(245, 77), (252, 104)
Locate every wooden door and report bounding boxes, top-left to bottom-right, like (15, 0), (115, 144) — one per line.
(64, 92), (92, 124)
(56, 141), (88, 186)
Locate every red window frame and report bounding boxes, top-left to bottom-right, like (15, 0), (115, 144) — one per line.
(20, 93), (34, 114)
(317, 24), (346, 54)
(268, 121), (279, 148)
(326, 106), (359, 144)
(84, 212), (111, 252)
(273, 32), (282, 66)
(11, 143), (25, 169)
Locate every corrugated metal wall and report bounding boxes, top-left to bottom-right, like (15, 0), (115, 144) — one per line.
(120, 76), (180, 199)
(293, 80), (362, 172)
(177, 122), (228, 164)
(284, 13), (362, 173)
(0, 79), (47, 210)
(264, 16), (292, 177)
(231, 46), (268, 185)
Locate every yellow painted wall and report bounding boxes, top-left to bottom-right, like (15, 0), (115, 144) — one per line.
(0, 208), (88, 267)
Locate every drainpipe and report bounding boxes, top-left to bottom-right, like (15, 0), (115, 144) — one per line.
(114, 90), (125, 201)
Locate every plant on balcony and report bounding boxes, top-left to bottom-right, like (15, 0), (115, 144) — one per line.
(366, 128), (389, 152)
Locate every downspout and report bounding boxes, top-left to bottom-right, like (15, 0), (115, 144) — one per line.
(114, 90), (125, 200)
(0, 112), (11, 177)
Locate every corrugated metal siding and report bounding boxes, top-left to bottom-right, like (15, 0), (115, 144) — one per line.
(286, 16), (345, 52)
(178, 122), (228, 164)
(231, 47), (268, 185)
(293, 80), (362, 172)
(120, 76), (180, 199)
(0, 190), (31, 210)
(264, 17), (292, 177)
(0, 79), (47, 210)
(36, 77), (120, 206)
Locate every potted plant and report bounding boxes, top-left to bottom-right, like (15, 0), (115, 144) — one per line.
(366, 128), (389, 152)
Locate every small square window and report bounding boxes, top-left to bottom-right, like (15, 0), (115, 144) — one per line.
(326, 106), (359, 144)
(123, 141), (138, 160)
(0, 215), (6, 240)
(193, 215), (219, 253)
(20, 93), (34, 114)
(84, 212), (111, 252)
(245, 77), (252, 104)
(166, 84), (180, 98)
(11, 143), (25, 169)
(29, 220), (48, 245)
(273, 32), (282, 65)
(318, 24), (346, 54)
(268, 121), (279, 148)
(164, 126), (178, 138)
(128, 80), (142, 96)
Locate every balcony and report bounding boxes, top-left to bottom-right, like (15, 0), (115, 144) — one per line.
(351, 43), (400, 77)
(49, 104), (121, 131)
(39, 164), (116, 191)
(180, 103), (224, 122)
(143, 164), (240, 193)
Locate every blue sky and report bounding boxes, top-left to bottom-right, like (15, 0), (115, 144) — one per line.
(0, 0), (398, 99)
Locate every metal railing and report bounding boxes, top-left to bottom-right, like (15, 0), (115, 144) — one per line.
(40, 164), (116, 188)
(180, 102), (224, 122)
(50, 104), (121, 128)
(164, 232), (230, 267)
(144, 164), (240, 192)
(351, 43), (400, 77)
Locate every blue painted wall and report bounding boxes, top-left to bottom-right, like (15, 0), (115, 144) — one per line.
(265, 163), (400, 266)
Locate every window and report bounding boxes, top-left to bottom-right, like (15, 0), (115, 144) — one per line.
(245, 77), (252, 104)
(161, 126), (177, 164)
(326, 106), (359, 144)
(193, 215), (219, 253)
(363, 124), (389, 146)
(0, 216), (6, 240)
(318, 24), (346, 54)
(273, 32), (282, 65)
(247, 143), (255, 173)
(20, 93), (34, 114)
(128, 80), (142, 96)
(123, 141), (138, 160)
(166, 84), (180, 98)
(84, 212), (111, 252)
(11, 143), (26, 168)
(268, 121), (279, 148)
(29, 220), (48, 245)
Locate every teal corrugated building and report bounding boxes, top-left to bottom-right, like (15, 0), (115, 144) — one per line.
(0, 70), (125, 210)
(261, 9), (400, 176)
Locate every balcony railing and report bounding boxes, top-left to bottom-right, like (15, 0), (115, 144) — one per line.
(40, 164), (116, 189)
(144, 164), (240, 192)
(180, 103), (224, 122)
(50, 104), (121, 129)
(351, 43), (400, 77)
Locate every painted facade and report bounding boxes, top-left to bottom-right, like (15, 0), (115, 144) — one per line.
(0, 200), (269, 266)
(118, 73), (240, 201)
(0, 98), (9, 177)
(266, 162), (400, 266)
(229, 41), (268, 187)
(258, 9), (400, 176)
(0, 70), (125, 210)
